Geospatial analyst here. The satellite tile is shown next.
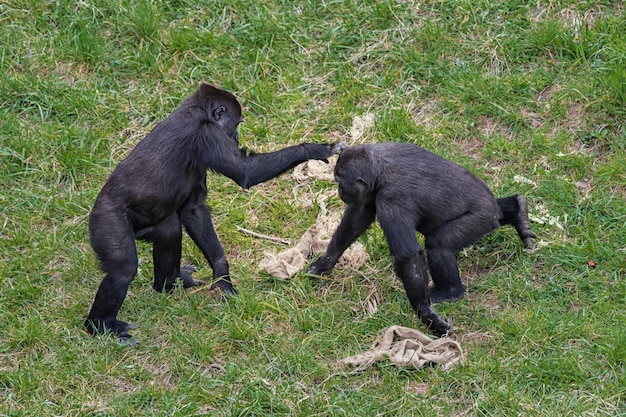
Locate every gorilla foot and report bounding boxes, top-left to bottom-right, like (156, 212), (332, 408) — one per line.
(118, 334), (140, 347)
(307, 255), (335, 276)
(422, 312), (453, 337)
(514, 195), (536, 247)
(180, 264), (206, 288)
(85, 317), (139, 341)
(109, 321), (139, 346)
(429, 285), (465, 304)
(210, 278), (238, 297)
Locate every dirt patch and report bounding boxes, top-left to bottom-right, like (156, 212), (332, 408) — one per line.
(533, 81), (590, 138)
(556, 6), (607, 30)
(544, 100), (590, 147)
(406, 381), (430, 395)
(528, 4), (617, 28)
(112, 376), (140, 393)
(566, 139), (594, 155)
(53, 61), (92, 85)
(460, 137), (484, 160)
(475, 115), (513, 140)
(409, 97), (443, 131)
(566, 102), (586, 132)
(458, 331), (495, 347)
(461, 264), (493, 287)
(476, 115), (497, 136)
(537, 84), (560, 103)
(142, 360), (177, 390)
(521, 109), (543, 129)
(469, 289), (501, 311)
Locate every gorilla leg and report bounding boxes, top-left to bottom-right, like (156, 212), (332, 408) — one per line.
(377, 213), (451, 336)
(85, 211), (139, 340)
(180, 194), (233, 295)
(308, 203), (376, 275)
(179, 265), (203, 289)
(139, 213), (205, 293)
(426, 248), (465, 303)
(394, 252), (452, 336)
(426, 211), (499, 303)
(497, 195), (536, 247)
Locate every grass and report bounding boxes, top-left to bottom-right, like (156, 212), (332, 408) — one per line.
(1, 0), (625, 415)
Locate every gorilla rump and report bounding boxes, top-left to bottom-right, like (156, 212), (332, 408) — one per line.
(308, 143), (535, 336)
(85, 83), (344, 342)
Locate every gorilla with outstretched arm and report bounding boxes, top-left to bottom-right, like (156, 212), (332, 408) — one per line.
(85, 83), (345, 342)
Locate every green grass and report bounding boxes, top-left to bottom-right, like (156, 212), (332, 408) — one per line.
(1, 0), (625, 415)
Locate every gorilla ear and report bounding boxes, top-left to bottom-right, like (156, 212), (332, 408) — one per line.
(356, 177), (367, 187)
(213, 106), (226, 121)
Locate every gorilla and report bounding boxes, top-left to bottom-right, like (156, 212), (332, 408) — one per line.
(85, 83), (344, 342)
(308, 143), (535, 336)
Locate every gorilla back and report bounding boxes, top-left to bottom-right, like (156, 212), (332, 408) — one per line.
(85, 83), (343, 343)
(308, 142), (535, 336)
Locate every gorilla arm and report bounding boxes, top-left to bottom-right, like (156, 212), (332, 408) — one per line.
(307, 203), (376, 275)
(204, 126), (346, 190)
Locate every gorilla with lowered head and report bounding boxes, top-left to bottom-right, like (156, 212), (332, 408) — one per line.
(308, 143), (535, 336)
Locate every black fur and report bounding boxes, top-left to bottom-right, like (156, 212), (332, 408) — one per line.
(85, 83), (344, 342)
(308, 143), (535, 336)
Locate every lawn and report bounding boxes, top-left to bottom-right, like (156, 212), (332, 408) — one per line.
(0, 0), (624, 415)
